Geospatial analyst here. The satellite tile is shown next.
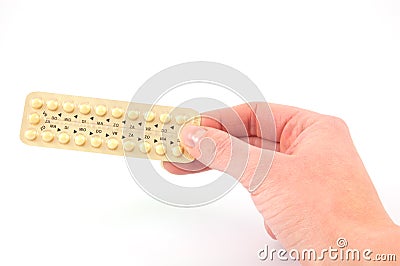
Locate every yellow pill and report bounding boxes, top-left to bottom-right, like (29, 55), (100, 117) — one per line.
(41, 131), (54, 142)
(144, 111), (155, 122)
(172, 145), (184, 157)
(107, 138), (119, 150)
(111, 107), (123, 119)
(74, 134), (86, 146)
(159, 113), (171, 124)
(24, 129), (37, 141)
(58, 132), (70, 144)
(90, 135), (102, 148)
(95, 105), (107, 116)
(128, 110), (139, 120)
(79, 103), (91, 115)
(28, 113), (40, 125)
(123, 141), (135, 152)
(139, 141), (151, 153)
(62, 101), (75, 113)
(155, 144), (166, 156)
(46, 100), (58, 111)
(175, 115), (187, 125)
(31, 98), (43, 109)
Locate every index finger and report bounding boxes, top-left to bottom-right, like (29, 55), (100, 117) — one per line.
(200, 102), (314, 142)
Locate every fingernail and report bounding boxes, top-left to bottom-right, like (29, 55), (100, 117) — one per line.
(181, 126), (207, 148)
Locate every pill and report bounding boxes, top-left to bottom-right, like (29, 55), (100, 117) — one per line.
(62, 101), (75, 113)
(79, 103), (91, 114)
(74, 134), (86, 146)
(175, 115), (187, 125)
(90, 135), (102, 148)
(107, 138), (119, 150)
(172, 145), (184, 157)
(31, 98), (43, 109)
(95, 105), (107, 116)
(144, 111), (155, 122)
(41, 131), (54, 142)
(24, 129), (37, 141)
(58, 132), (70, 144)
(128, 110), (139, 120)
(46, 100), (58, 111)
(28, 113), (40, 125)
(111, 107), (123, 119)
(155, 144), (166, 156)
(139, 141), (151, 153)
(159, 113), (171, 123)
(123, 141), (135, 152)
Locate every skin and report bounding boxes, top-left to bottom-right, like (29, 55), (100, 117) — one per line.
(163, 102), (400, 265)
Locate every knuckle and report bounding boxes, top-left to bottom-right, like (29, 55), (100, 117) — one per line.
(214, 133), (232, 156)
(204, 131), (233, 168)
(321, 115), (349, 131)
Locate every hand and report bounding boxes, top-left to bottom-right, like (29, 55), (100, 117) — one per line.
(163, 102), (400, 265)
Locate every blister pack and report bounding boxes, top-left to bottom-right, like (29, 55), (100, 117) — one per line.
(20, 92), (200, 163)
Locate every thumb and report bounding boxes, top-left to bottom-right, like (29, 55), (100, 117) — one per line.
(180, 125), (276, 191)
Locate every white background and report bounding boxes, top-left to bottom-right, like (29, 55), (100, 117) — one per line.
(1, 1), (399, 265)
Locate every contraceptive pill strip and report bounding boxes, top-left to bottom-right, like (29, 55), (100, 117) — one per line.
(20, 92), (200, 163)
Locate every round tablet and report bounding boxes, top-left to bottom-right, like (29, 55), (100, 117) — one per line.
(123, 141), (135, 152)
(62, 102), (75, 113)
(90, 135), (102, 148)
(41, 131), (54, 142)
(111, 107), (123, 119)
(74, 134), (86, 146)
(46, 100), (58, 111)
(24, 129), (37, 141)
(31, 98), (43, 109)
(28, 113), (40, 125)
(139, 141), (151, 153)
(144, 111), (155, 122)
(107, 138), (119, 150)
(155, 144), (166, 156)
(128, 110), (139, 120)
(175, 115), (187, 125)
(95, 105), (107, 116)
(79, 103), (91, 115)
(159, 113), (171, 124)
(172, 145), (184, 157)
(58, 132), (70, 144)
